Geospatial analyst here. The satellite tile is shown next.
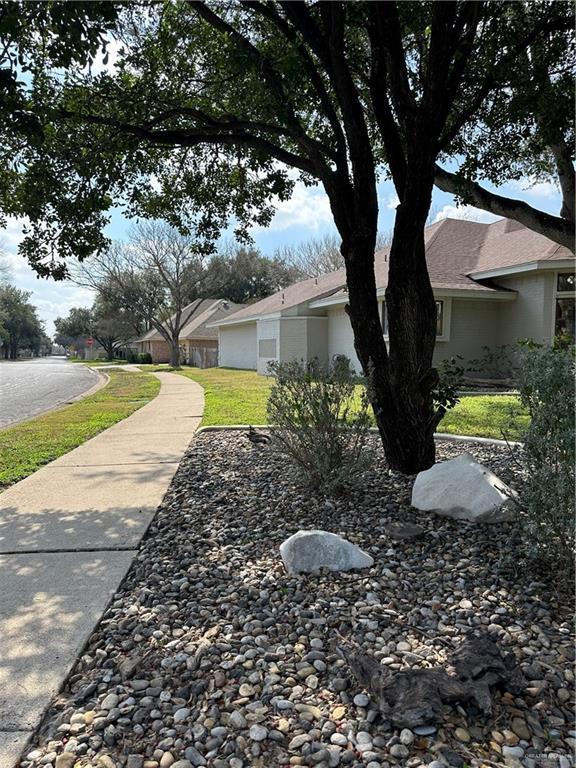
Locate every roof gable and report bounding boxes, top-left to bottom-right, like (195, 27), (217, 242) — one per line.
(137, 299), (245, 342)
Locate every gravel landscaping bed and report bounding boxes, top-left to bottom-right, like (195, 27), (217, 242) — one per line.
(21, 433), (574, 768)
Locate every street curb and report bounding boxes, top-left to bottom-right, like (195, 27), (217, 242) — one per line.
(195, 424), (522, 447)
(69, 369), (109, 401)
(0, 369), (108, 432)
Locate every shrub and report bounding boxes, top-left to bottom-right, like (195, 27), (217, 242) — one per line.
(138, 352), (153, 364)
(466, 344), (519, 380)
(514, 343), (575, 574)
(434, 355), (465, 414)
(126, 349), (139, 363)
(266, 356), (372, 492)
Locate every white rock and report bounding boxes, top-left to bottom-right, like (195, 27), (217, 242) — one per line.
(411, 452), (517, 523)
(280, 529), (374, 574)
(399, 728), (415, 745)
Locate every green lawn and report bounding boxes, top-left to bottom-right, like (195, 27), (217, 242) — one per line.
(0, 369), (160, 489)
(141, 365), (273, 426)
(439, 394), (528, 440)
(140, 365), (528, 439)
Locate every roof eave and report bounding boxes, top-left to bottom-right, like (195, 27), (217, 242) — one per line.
(310, 284), (516, 308)
(470, 258), (575, 281)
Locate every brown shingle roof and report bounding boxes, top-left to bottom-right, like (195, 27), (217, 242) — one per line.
(212, 269), (346, 324)
(214, 218), (575, 324)
(138, 299), (245, 342)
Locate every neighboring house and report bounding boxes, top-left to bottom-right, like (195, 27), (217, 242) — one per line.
(133, 298), (245, 366)
(210, 218), (575, 375)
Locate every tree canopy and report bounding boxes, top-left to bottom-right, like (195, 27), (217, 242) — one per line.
(54, 301), (136, 360)
(2, 1), (572, 278)
(1, 1), (573, 471)
(0, 284), (49, 358)
(202, 244), (301, 303)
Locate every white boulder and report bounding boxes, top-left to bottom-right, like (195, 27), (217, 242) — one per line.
(411, 452), (517, 523)
(280, 529), (374, 574)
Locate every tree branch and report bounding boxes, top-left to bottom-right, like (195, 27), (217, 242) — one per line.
(366, 6), (406, 196)
(57, 109), (318, 175)
(550, 140), (576, 224)
(242, 0), (347, 165)
(434, 165), (575, 251)
(189, 0), (331, 172)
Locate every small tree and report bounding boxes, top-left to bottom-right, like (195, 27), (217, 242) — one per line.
(91, 296), (139, 360)
(78, 222), (208, 367)
(54, 306), (93, 358)
(267, 356), (372, 493)
(514, 343), (575, 574)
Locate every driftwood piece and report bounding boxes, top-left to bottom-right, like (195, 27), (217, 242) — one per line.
(338, 634), (525, 728)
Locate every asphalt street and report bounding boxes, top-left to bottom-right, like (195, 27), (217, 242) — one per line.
(0, 356), (98, 428)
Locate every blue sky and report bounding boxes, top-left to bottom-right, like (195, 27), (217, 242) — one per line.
(1, 173), (562, 337)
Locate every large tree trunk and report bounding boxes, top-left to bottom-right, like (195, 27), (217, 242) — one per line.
(384, 194), (439, 472)
(338, 166), (439, 473)
(103, 340), (115, 361)
(343, 235), (437, 474)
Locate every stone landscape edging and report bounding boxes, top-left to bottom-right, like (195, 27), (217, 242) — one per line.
(196, 424), (522, 447)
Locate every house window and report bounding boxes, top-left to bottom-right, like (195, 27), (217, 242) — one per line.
(555, 272), (575, 342)
(382, 300), (445, 337)
(435, 300), (444, 336)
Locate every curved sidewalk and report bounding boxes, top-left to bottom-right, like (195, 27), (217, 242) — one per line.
(0, 372), (204, 767)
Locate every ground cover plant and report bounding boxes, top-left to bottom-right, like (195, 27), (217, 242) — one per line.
(0, 369), (160, 488)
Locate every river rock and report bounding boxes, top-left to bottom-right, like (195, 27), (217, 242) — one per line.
(411, 452), (517, 523)
(280, 529), (374, 574)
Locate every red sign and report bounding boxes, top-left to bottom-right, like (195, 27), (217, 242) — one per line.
(86, 337), (93, 347)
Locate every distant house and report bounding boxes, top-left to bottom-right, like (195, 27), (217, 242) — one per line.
(133, 298), (245, 366)
(209, 218), (575, 374)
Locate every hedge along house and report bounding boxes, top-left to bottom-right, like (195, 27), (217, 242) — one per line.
(134, 298), (245, 366)
(209, 218), (575, 376)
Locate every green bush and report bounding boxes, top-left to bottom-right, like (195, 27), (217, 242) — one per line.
(138, 352), (153, 364)
(126, 349), (139, 363)
(434, 355), (465, 413)
(466, 344), (519, 379)
(514, 343), (575, 574)
(266, 356), (372, 492)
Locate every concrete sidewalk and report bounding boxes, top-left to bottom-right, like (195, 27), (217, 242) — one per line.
(0, 372), (204, 767)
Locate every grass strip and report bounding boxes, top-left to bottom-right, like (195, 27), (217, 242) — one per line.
(0, 369), (160, 489)
(139, 365), (528, 440)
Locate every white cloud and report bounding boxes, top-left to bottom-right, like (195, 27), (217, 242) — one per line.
(510, 177), (560, 199)
(385, 194), (400, 210)
(254, 179), (333, 233)
(433, 204), (500, 224)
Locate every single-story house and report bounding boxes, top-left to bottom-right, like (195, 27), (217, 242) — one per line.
(133, 298), (245, 366)
(210, 218), (575, 375)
